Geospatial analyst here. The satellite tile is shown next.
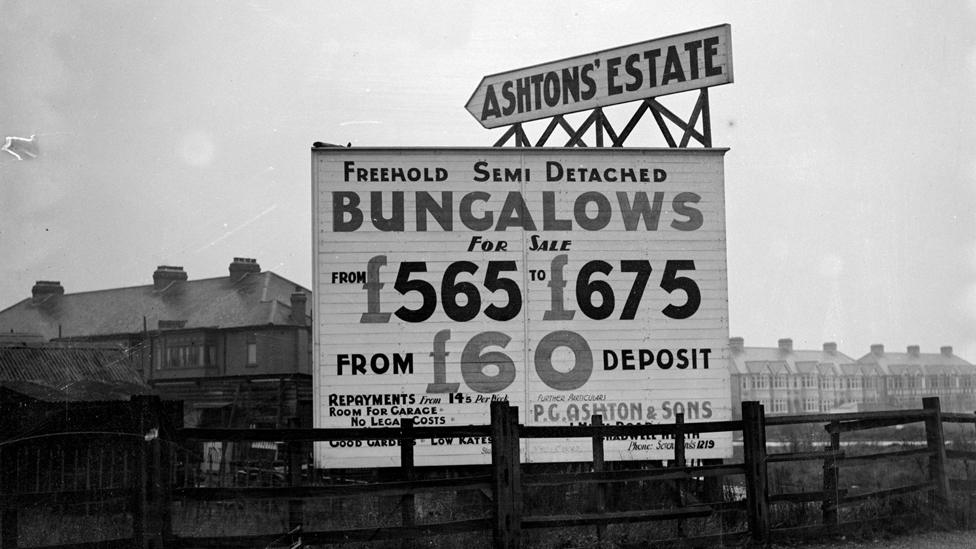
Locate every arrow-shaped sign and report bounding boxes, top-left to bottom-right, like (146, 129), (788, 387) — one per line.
(465, 24), (733, 129)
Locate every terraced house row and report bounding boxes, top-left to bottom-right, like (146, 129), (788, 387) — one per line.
(730, 337), (976, 417)
(1, 257), (973, 426)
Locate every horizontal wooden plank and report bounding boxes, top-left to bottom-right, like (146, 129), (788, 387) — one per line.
(940, 412), (976, 423)
(838, 482), (933, 505)
(767, 450), (842, 463)
(837, 448), (931, 466)
(178, 425), (492, 442)
(523, 463), (744, 487)
(169, 517), (492, 548)
(947, 449), (976, 460)
(173, 475), (492, 501)
(4, 488), (131, 507)
(710, 499), (748, 512)
(826, 417), (919, 434)
(180, 419), (741, 443)
(521, 420), (741, 439)
(30, 539), (133, 549)
(769, 489), (844, 504)
(522, 505), (713, 528)
(765, 409), (931, 427)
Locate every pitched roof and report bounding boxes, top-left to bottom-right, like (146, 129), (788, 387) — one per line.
(816, 363), (840, 376)
(794, 361), (819, 374)
(0, 271), (311, 340)
(0, 342), (151, 401)
(744, 360), (790, 374)
(730, 340), (857, 376)
(922, 364), (961, 375)
(888, 364), (924, 376)
(857, 347), (975, 376)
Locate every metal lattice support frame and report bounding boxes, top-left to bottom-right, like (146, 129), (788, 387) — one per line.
(493, 88), (712, 148)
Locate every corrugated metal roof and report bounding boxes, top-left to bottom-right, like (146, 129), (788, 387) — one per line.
(0, 342), (151, 400)
(0, 271), (310, 340)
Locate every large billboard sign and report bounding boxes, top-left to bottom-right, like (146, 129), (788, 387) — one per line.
(465, 24), (733, 129)
(312, 147), (731, 468)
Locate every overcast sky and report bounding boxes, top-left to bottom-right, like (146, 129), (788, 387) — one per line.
(1, 1), (975, 361)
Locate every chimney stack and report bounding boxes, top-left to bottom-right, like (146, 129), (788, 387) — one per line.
(229, 257), (261, 281)
(290, 289), (308, 326)
(31, 280), (64, 302)
(823, 342), (837, 354)
(778, 338), (793, 353)
(941, 346), (954, 358)
(870, 344), (885, 357)
(153, 266), (187, 291)
(907, 345), (920, 357)
(729, 337), (744, 353)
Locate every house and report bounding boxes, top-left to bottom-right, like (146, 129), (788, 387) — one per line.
(730, 337), (976, 416)
(857, 344), (976, 411)
(729, 338), (859, 416)
(0, 258), (312, 429)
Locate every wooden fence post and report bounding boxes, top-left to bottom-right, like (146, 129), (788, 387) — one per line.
(400, 417), (416, 547)
(491, 401), (520, 549)
(591, 414), (606, 540)
(1, 436), (17, 549)
(131, 395), (168, 549)
(507, 405), (522, 546)
(673, 413), (686, 538)
(822, 422), (840, 528)
(923, 397), (950, 512)
(741, 401), (769, 545)
(287, 416), (305, 538)
(1, 391), (18, 549)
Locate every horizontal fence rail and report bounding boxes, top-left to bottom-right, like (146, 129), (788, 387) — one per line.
(3, 395), (976, 548)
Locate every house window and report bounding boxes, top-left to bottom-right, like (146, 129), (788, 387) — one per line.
(157, 333), (215, 369)
(805, 398), (818, 412)
(246, 333), (258, 366)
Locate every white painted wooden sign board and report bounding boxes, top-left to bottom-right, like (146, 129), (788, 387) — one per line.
(312, 147), (731, 468)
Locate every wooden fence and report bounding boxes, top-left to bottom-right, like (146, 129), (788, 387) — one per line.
(2, 396), (976, 548)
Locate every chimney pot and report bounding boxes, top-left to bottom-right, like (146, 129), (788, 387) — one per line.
(229, 257), (261, 280)
(729, 337), (744, 353)
(907, 345), (920, 357)
(31, 280), (64, 301)
(823, 342), (837, 354)
(153, 266), (187, 290)
(778, 338), (793, 353)
(941, 346), (953, 358)
(870, 344), (884, 356)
